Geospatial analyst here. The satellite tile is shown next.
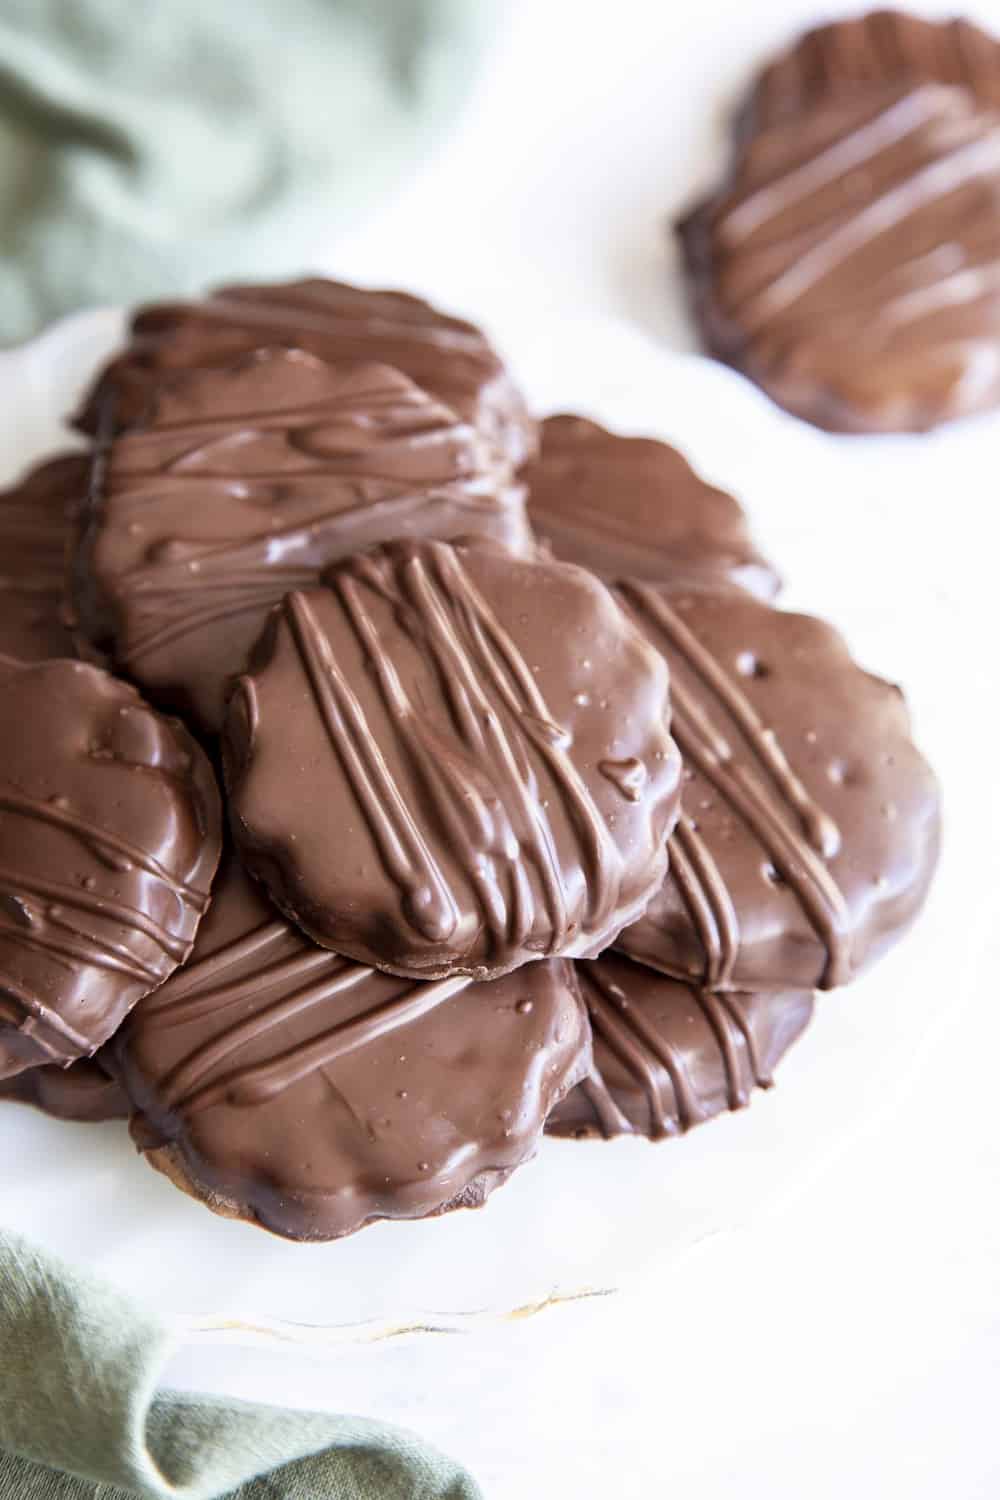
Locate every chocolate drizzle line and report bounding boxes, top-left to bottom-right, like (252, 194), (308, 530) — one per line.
(0, 788), (209, 907)
(619, 584), (850, 987)
(125, 901), (473, 1117)
(570, 964), (771, 1140)
(722, 90), (1000, 335)
(669, 815), (741, 989)
(285, 544), (624, 961)
(0, 975), (93, 1055)
(285, 588), (461, 945)
(0, 867), (190, 963)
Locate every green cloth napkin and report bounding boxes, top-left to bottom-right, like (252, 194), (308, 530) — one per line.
(0, 0), (492, 344)
(0, 1226), (481, 1498)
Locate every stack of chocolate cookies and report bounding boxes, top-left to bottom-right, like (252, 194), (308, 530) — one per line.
(0, 274), (940, 1242)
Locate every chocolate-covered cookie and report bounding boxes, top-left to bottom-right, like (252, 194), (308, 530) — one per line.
(0, 454), (87, 661)
(78, 277), (536, 469)
(679, 81), (1000, 432)
(77, 348), (533, 731)
(613, 584), (940, 990)
(0, 657), (222, 1077)
(548, 952), (813, 1139)
(224, 538), (682, 980)
(0, 1053), (128, 1122)
(745, 10), (1000, 136)
(524, 414), (779, 600)
(116, 853), (590, 1242)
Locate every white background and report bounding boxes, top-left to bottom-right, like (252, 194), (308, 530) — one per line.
(9, 2), (1000, 1495)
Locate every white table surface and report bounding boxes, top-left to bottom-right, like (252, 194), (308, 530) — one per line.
(15, 2), (1000, 1495)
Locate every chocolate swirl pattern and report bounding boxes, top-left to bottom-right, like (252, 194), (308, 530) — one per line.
(0, 453), (87, 661)
(79, 349), (532, 731)
(224, 538), (682, 979)
(548, 952), (813, 1140)
(77, 276), (537, 469)
(0, 657), (222, 1077)
(679, 81), (1000, 432)
(746, 10), (1000, 135)
(524, 414), (780, 600)
(615, 585), (940, 991)
(117, 853), (591, 1242)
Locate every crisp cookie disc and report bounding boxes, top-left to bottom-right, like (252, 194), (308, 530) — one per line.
(523, 414), (780, 600)
(78, 277), (536, 470)
(679, 82), (1000, 432)
(0, 657), (222, 1077)
(77, 348), (533, 731)
(224, 537), (683, 980)
(0, 454), (87, 662)
(116, 852), (591, 1243)
(548, 952), (813, 1140)
(613, 584), (940, 990)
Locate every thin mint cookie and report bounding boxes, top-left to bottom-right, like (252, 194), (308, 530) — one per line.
(524, 414), (779, 599)
(77, 348), (533, 731)
(79, 277), (536, 470)
(548, 952), (812, 1139)
(116, 852), (590, 1242)
(224, 538), (682, 980)
(0, 657), (222, 1077)
(614, 583), (940, 990)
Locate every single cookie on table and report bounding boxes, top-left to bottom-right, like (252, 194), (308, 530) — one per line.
(612, 583), (940, 991)
(115, 851), (591, 1242)
(678, 81), (1000, 432)
(744, 10), (1000, 137)
(0, 1052), (128, 1122)
(77, 277), (536, 470)
(223, 537), (683, 980)
(0, 454), (88, 661)
(523, 414), (780, 600)
(548, 952), (813, 1140)
(75, 347), (533, 731)
(0, 656), (222, 1078)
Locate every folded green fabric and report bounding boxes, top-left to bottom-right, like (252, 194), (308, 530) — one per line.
(0, 1226), (481, 1499)
(0, 0), (492, 344)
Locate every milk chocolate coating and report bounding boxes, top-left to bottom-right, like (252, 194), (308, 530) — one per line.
(548, 953), (813, 1139)
(0, 657), (222, 1077)
(224, 538), (683, 980)
(680, 80), (1000, 433)
(115, 852), (591, 1242)
(745, 10), (1000, 137)
(523, 414), (780, 600)
(613, 584), (940, 990)
(77, 348), (533, 732)
(0, 454), (87, 661)
(78, 278), (536, 470)
(0, 1052), (128, 1122)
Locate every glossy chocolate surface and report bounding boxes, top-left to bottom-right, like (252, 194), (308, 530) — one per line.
(0, 454), (87, 661)
(548, 952), (813, 1139)
(746, 9), (1000, 135)
(614, 584), (940, 990)
(79, 348), (533, 731)
(523, 414), (780, 600)
(0, 1052), (128, 1122)
(0, 657), (222, 1077)
(78, 277), (536, 470)
(680, 80), (1000, 432)
(117, 852), (590, 1242)
(224, 538), (683, 979)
